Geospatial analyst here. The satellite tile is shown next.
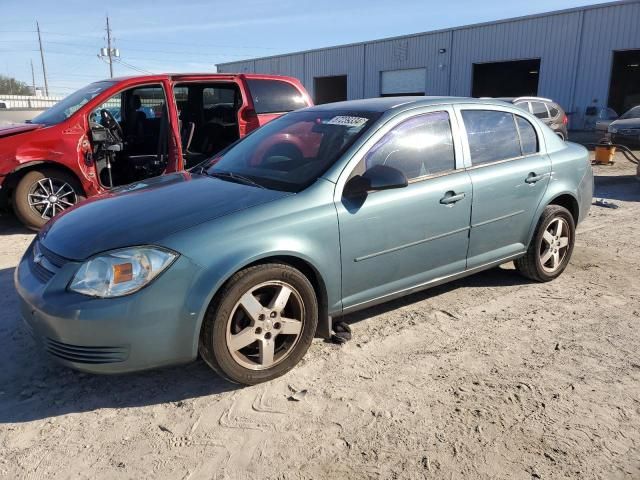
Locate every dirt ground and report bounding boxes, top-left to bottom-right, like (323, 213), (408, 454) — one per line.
(1, 148), (639, 480)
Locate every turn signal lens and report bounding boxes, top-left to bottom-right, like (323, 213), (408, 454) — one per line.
(113, 263), (133, 284)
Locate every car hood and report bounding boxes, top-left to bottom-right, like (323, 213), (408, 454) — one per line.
(610, 118), (640, 129)
(0, 123), (42, 138)
(39, 172), (292, 260)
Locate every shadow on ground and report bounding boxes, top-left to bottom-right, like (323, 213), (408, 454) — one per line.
(0, 265), (527, 424)
(341, 264), (531, 326)
(0, 265), (239, 425)
(594, 174), (640, 202)
(0, 212), (32, 235)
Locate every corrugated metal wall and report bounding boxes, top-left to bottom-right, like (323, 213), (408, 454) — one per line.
(304, 45), (365, 100)
(218, 1), (640, 128)
(574, 2), (640, 119)
(449, 11), (583, 109)
(363, 32), (452, 97)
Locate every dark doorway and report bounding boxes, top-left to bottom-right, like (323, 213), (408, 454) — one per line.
(472, 59), (540, 98)
(608, 50), (640, 114)
(314, 75), (347, 104)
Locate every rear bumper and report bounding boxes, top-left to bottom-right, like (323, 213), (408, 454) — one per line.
(15, 242), (204, 374)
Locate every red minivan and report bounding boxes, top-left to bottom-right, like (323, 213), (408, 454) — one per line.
(0, 74), (312, 229)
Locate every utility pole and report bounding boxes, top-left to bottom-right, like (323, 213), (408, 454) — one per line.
(98, 16), (119, 78)
(106, 16), (113, 78)
(30, 59), (36, 94)
(36, 21), (49, 96)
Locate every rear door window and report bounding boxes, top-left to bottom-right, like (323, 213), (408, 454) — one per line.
(364, 111), (456, 180)
(246, 79), (308, 114)
(461, 110), (522, 165)
(531, 102), (550, 119)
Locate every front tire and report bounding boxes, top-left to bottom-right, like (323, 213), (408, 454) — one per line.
(515, 205), (575, 282)
(13, 168), (85, 231)
(199, 264), (318, 385)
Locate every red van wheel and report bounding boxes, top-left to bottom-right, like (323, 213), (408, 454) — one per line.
(13, 168), (85, 231)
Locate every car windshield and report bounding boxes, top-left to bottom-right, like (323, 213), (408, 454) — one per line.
(620, 106), (640, 120)
(201, 110), (381, 192)
(31, 81), (115, 126)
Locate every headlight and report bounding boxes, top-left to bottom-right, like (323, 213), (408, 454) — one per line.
(69, 247), (177, 297)
(608, 126), (617, 133)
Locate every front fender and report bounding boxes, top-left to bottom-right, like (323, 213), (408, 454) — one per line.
(159, 180), (341, 358)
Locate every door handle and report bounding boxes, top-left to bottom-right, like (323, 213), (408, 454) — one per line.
(440, 191), (466, 205)
(525, 172), (546, 184)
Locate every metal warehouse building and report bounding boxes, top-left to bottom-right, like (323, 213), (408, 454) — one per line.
(217, 0), (640, 129)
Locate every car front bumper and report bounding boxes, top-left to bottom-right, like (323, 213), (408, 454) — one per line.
(610, 133), (640, 147)
(15, 241), (204, 374)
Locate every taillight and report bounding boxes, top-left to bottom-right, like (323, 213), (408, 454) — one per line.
(562, 114), (568, 125)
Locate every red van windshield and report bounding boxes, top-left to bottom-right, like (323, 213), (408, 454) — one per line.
(31, 81), (115, 126)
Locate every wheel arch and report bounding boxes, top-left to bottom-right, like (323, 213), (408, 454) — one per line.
(3, 160), (86, 200)
(547, 193), (579, 224)
(526, 191), (579, 247)
(191, 251), (333, 357)
(242, 255), (330, 338)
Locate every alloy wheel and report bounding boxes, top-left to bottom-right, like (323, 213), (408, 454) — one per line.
(27, 177), (78, 220)
(226, 281), (305, 370)
(540, 217), (570, 273)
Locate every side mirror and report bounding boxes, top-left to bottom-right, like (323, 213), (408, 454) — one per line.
(344, 164), (408, 197)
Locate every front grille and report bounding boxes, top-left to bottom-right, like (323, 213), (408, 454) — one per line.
(29, 256), (55, 282)
(39, 242), (69, 268)
(45, 338), (129, 364)
(28, 240), (70, 284)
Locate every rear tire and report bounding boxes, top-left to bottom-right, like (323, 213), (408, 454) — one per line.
(199, 263), (318, 385)
(515, 205), (575, 282)
(13, 168), (85, 231)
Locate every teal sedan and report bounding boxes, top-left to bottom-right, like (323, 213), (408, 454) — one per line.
(15, 97), (593, 385)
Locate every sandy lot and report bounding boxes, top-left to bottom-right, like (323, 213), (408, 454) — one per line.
(1, 151), (639, 479)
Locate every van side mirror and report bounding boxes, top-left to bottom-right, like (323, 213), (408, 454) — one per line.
(344, 164), (408, 197)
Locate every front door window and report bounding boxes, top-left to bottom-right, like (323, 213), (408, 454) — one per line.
(89, 84), (169, 187)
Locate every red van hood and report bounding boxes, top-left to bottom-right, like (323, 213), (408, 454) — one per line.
(0, 123), (42, 138)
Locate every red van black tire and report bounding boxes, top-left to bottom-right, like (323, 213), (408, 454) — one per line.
(13, 168), (85, 231)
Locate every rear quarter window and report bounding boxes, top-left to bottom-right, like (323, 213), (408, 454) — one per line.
(246, 79), (308, 114)
(515, 116), (538, 155)
(548, 104), (560, 118)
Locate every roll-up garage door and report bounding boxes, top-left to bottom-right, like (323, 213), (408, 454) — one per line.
(380, 68), (426, 96)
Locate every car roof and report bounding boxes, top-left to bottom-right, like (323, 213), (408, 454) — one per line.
(304, 96), (519, 113)
(101, 73), (300, 83)
(493, 96), (554, 103)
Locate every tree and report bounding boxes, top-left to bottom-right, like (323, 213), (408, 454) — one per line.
(0, 75), (32, 95)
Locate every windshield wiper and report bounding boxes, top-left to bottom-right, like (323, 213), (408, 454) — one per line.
(204, 171), (265, 189)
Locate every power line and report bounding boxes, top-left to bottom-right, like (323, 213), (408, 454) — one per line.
(2, 29), (281, 51)
(114, 59), (154, 75)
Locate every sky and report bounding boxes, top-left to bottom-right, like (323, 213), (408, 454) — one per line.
(0, 0), (613, 96)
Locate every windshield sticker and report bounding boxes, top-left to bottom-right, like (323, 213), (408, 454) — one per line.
(324, 116), (369, 127)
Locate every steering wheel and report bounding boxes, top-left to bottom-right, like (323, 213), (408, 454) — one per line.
(100, 108), (123, 139)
